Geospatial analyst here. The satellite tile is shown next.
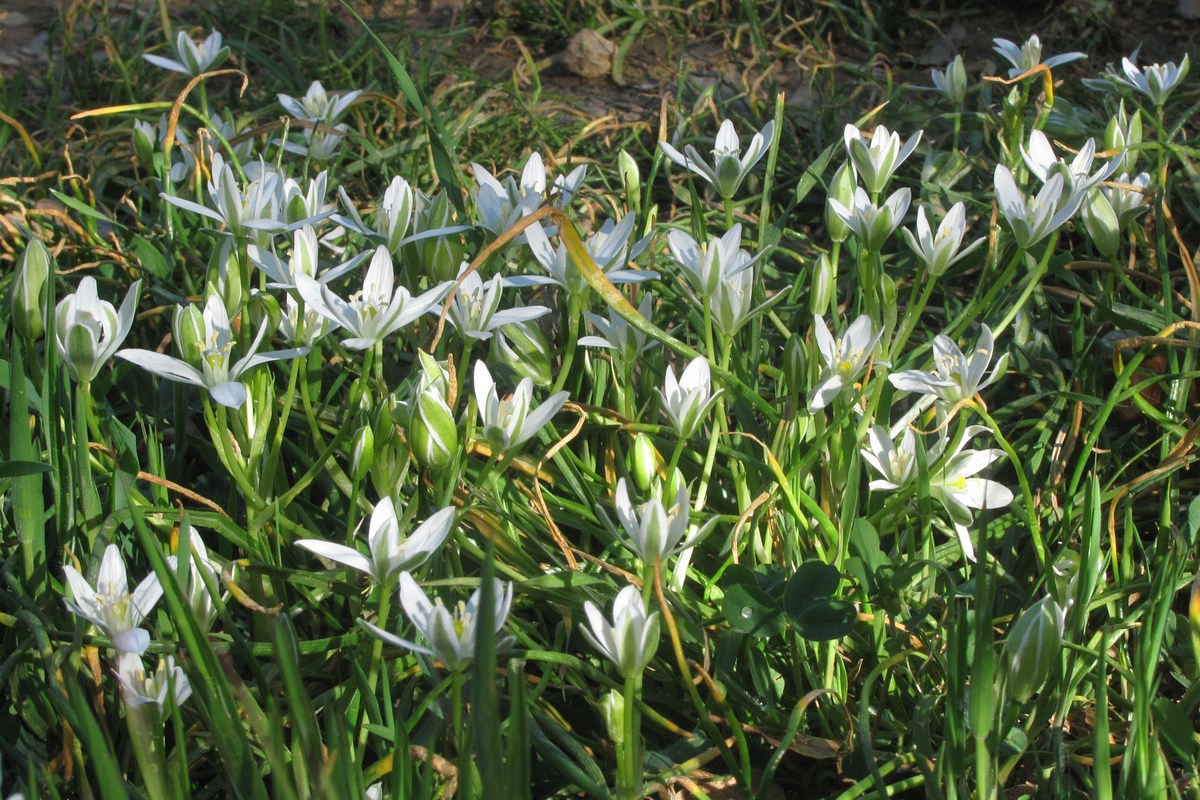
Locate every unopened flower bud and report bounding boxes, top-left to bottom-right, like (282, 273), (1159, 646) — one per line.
(783, 333), (807, 399)
(599, 689), (626, 747)
(1081, 189), (1120, 259)
(12, 238), (51, 341)
(1104, 101), (1142, 177)
(1004, 594), (1065, 702)
(618, 149), (642, 216)
(402, 191), (463, 285)
(132, 120), (157, 170)
(494, 319), (553, 387)
(244, 291), (282, 344)
(630, 434), (659, 493)
(351, 424), (375, 481)
(809, 253), (835, 318)
(173, 304), (207, 370)
(880, 274), (898, 337)
(825, 163), (856, 243)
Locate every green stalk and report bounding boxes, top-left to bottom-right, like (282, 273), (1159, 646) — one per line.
(124, 698), (173, 800)
(357, 582), (393, 760)
(75, 382), (103, 543)
(615, 674), (643, 800)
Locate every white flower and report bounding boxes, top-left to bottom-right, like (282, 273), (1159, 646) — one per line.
(54, 277), (140, 383)
(710, 257), (757, 336)
(993, 166), (1082, 250)
(808, 314), (882, 412)
(826, 186), (911, 252)
(1020, 130), (1117, 198)
(860, 425), (918, 492)
(247, 225), (364, 291)
(1107, 54), (1190, 106)
(161, 154), (284, 244)
(1100, 171), (1153, 222)
(889, 325), (1007, 410)
(578, 294), (657, 367)
(472, 153), (586, 236)
(842, 124), (921, 196)
(278, 80), (361, 125)
(659, 118), (775, 199)
(296, 499), (455, 586)
(362, 572), (514, 672)
(900, 203), (985, 277)
(118, 294), (307, 408)
(63, 544), (163, 654)
(473, 360), (569, 452)
(521, 213), (655, 297)
(582, 584), (660, 679)
(446, 267), (549, 342)
(657, 356), (721, 439)
(143, 29), (228, 77)
(665, 224), (754, 299)
(612, 478), (711, 564)
(295, 246), (449, 350)
(931, 55), (968, 106)
(992, 35), (1085, 79)
(929, 426), (1015, 561)
(114, 653), (192, 710)
(167, 527), (223, 632)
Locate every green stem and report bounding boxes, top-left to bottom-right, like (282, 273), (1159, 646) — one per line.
(124, 697), (173, 800)
(357, 582), (393, 760)
(615, 674), (643, 800)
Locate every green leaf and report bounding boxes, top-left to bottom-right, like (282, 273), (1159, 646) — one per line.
(131, 235), (172, 279)
(723, 582), (786, 638)
(789, 599), (857, 641)
(0, 460), (53, 477)
(1187, 495), (1200, 547)
(782, 560), (841, 617)
(49, 189), (127, 229)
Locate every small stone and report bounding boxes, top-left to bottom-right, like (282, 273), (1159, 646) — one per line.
(562, 29), (614, 80)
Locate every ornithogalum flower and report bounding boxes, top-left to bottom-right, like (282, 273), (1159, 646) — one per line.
(118, 294), (307, 408)
(278, 80), (362, 125)
(161, 154), (284, 245)
(578, 294), (658, 369)
(890, 325), (1007, 410)
(860, 425), (918, 492)
(248, 225), (364, 291)
(406, 351), (460, 470)
(659, 118), (775, 199)
(666, 224), (754, 299)
(63, 544), (163, 654)
(582, 584), (660, 680)
(1021, 130), (1117, 198)
(447, 267), (549, 342)
(842, 124), (922, 196)
(901, 203), (985, 277)
(931, 55), (968, 106)
(928, 427), (1014, 561)
(55, 277), (141, 383)
(474, 360), (569, 452)
(827, 186), (912, 252)
(297, 498), (455, 586)
(808, 314), (882, 412)
(143, 29), (228, 77)
(992, 35), (1085, 79)
(1096, 54), (1191, 107)
(362, 572), (514, 672)
(993, 167), (1082, 250)
(658, 356), (721, 439)
(167, 527), (223, 632)
(296, 246), (449, 350)
(114, 653), (192, 710)
(522, 213), (655, 297)
(612, 478), (713, 564)
(472, 153), (587, 236)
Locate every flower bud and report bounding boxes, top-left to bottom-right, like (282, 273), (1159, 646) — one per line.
(213, 244), (244, 316)
(825, 163), (855, 243)
(809, 253), (835, 318)
(1003, 594), (1065, 702)
(350, 424), (375, 481)
(932, 55), (967, 107)
(630, 434), (659, 493)
(12, 238), (51, 341)
(244, 291), (282, 345)
(173, 304), (207, 369)
(880, 274), (898, 338)
(378, 176), (414, 254)
(402, 191), (463, 285)
(599, 689), (626, 747)
(1104, 101), (1142, 177)
(493, 319), (553, 387)
(618, 149), (642, 216)
(1081, 189), (1120, 259)
(132, 120), (158, 170)
(782, 333), (807, 399)
(409, 385), (458, 472)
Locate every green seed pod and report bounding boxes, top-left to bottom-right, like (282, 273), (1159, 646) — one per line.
(1003, 594), (1065, 702)
(825, 162), (856, 244)
(494, 319), (553, 387)
(12, 238), (51, 341)
(630, 434), (659, 494)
